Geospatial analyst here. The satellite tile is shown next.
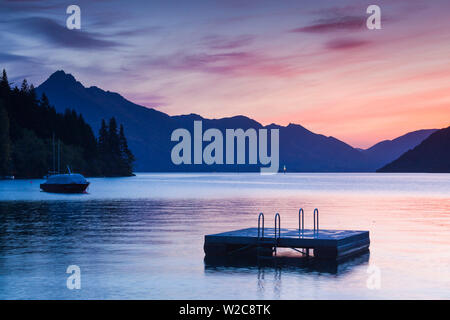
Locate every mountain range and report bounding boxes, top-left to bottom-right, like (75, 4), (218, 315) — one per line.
(36, 71), (439, 172)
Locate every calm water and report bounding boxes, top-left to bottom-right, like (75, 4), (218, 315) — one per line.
(0, 173), (449, 299)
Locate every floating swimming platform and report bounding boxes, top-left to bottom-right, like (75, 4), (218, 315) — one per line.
(204, 209), (370, 261)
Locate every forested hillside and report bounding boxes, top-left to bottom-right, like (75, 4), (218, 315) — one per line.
(0, 69), (134, 178)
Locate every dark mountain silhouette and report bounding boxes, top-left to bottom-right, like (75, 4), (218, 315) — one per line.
(37, 71), (174, 171)
(378, 126), (450, 173)
(274, 123), (370, 171)
(36, 70), (435, 172)
(361, 129), (437, 169)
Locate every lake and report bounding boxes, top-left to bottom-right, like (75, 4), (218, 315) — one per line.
(0, 173), (449, 299)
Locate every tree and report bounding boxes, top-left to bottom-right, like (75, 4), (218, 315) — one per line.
(0, 100), (11, 176)
(97, 118), (134, 176)
(20, 79), (29, 93)
(98, 119), (108, 153)
(29, 84), (37, 103)
(0, 71), (11, 176)
(108, 117), (120, 154)
(40, 93), (50, 108)
(108, 117), (121, 174)
(13, 129), (48, 178)
(0, 69), (10, 95)
(97, 119), (110, 175)
(119, 124), (134, 175)
(1, 69), (7, 83)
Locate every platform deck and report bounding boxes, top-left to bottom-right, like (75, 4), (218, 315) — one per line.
(204, 228), (370, 260)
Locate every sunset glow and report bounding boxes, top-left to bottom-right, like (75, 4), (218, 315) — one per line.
(1, 0), (449, 148)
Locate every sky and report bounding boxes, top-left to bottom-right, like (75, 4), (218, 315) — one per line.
(1, 0), (449, 148)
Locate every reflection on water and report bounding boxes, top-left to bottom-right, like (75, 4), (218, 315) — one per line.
(205, 253), (370, 299)
(0, 173), (449, 299)
(204, 251), (371, 275)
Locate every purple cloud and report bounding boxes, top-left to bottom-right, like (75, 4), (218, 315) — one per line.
(325, 38), (370, 50)
(162, 52), (251, 74)
(291, 16), (366, 33)
(307, 5), (363, 17)
(130, 48), (298, 78)
(138, 50), (293, 77)
(2, 0), (62, 12)
(0, 52), (32, 63)
(201, 34), (255, 50)
(130, 93), (167, 108)
(110, 26), (162, 38)
(10, 17), (119, 49)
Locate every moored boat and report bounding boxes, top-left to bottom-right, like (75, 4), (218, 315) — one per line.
(40, 172), (89, 193)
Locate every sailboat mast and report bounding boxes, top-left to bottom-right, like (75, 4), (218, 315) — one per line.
(52, 133), (55, 174)
(57, 139), (60, 174)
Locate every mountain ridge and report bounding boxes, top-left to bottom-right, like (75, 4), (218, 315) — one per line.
(361, 129), (438, 170)
(36, 70), (437, 172)
(378, 126), (450, 173)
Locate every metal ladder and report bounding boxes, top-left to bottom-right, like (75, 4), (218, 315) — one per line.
(299, 208), (304, 237)
(298, 208), (319, 234)
(313, 208), (319, 233)
(274, 212), (281, 255)
(257, 212), (264, 240)
(256, 209), (319, 257)
(257, 212), (281, 255)
(297, 208), (320, 255)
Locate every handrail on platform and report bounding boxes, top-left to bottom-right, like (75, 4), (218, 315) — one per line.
(274, 212), (281, 255)
(274, 212), (281, 241)
(313, 208), (319, 232)
(299, 208), (304, 235)
(257, 212), (264, 240)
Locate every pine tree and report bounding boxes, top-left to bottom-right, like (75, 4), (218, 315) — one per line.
(108, 117), (121, 174)
(1, 69), (7, 83)
(97, 118), (134, 176)
(119, 124), (134, 175)
(108, 117), (119, 151)
(40, 93), (50, 109)
(0, 101), (11, 176)
(20, 79), (29, 93)
(29, 84), (37, 102)
(98, 119), (109, 175)
(0, 69), (10, 94)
